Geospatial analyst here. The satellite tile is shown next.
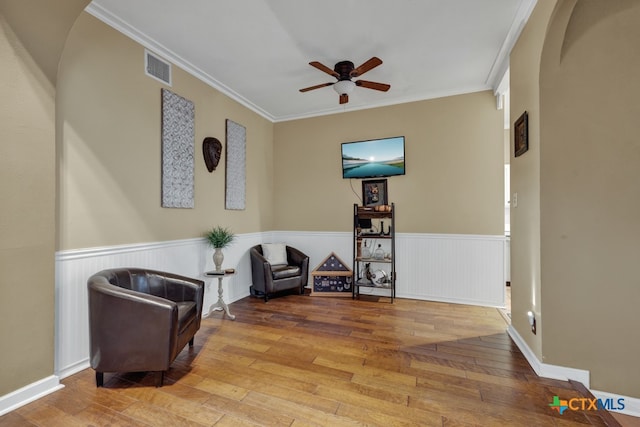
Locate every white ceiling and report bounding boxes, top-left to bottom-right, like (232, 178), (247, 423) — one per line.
(86, 0), (535, 122)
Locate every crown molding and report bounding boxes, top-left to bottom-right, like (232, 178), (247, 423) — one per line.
(85, 3), (275, 122)
(486, 0), (539, 91)
(85, 2), (535, 123)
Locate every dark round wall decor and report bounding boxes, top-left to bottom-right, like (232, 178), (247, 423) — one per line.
(202, 137), (222, 172)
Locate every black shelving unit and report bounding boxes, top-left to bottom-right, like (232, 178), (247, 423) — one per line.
(352, 203), (396, 302)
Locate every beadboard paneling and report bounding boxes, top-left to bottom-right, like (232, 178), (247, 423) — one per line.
(271, 231), (506, 306)
(54, 231), (505, 378)
(54, 234), (262, 378)
(396, 233), (506, 306)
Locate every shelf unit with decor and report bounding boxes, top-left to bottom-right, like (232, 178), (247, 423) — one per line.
(352, 203), (396, 302)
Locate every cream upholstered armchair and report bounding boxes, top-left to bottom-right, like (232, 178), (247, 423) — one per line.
(249, 244), (309, 302)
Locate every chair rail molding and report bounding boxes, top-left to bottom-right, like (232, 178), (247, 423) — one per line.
(271, 230), (507, 307)
(54, 231), (505, 380)
(54, 233), (262, 379)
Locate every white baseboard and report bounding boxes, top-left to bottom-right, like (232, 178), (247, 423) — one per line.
(592, 390), (640, 419)
(54, 231), (505, 379)
(274, 230), (507, 307)
(508, 325), (639, 419)
(508, 325), (590, 385)
(0, 376), (63, 416)
(57, 359), (90, 380)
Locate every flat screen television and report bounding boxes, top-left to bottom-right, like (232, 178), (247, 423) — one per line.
(341, 136), (405, 179)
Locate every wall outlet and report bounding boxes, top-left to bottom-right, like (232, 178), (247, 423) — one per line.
(512, 192), (518, 208)
(527, 310), (536, 334)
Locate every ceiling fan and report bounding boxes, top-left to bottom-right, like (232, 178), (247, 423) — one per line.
(299, 57), (390, 105)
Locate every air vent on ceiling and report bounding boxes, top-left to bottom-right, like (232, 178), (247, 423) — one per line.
(145, 49), (172, 86)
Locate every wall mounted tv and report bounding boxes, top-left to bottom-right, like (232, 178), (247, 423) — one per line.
(341, 136), (405, 179)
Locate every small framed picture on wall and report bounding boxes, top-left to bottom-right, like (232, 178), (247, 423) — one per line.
(514, 111), (529, 157)
(362, 179), (388, 207)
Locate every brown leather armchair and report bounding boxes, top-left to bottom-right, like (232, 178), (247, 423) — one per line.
(87, 268), (204, 387)
(250, 245), (309, 301)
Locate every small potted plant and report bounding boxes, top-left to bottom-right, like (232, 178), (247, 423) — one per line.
(204, 226), (236, 272)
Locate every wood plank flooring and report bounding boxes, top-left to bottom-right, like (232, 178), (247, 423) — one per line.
(1, 294), (624, 426)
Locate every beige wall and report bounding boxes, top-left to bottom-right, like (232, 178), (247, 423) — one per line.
(509, 0), (558, 362)
(57, 13), (275, 250)
(503, 129), (510, 164)
(539, 0), (640, 397)
(11, 0), (637, 405)
(0, 0), (88, 85)
(273, 91), (505, 235)
(512, 0), (640, 398)
(0, 0), (88, 397)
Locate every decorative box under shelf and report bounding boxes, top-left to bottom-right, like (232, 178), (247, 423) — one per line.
(311, 252), (353, 297)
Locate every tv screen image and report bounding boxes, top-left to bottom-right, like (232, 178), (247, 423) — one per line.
(341, 136), (405, 179)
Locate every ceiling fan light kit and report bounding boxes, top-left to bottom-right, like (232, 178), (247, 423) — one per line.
(300, 57), (390, 105)
(333, 80), (355, 95)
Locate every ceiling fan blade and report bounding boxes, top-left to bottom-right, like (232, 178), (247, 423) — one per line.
(299, 82), (334, 92)
(356, 80), (391, 92)
(350, 57), (383, 77)
(339, 94), (349, 104)
(309, 61), (339, 78)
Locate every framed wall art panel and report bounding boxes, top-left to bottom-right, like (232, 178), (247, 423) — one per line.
(362, 179), (388, 207)
(161, 88), (195, 208)
(514, 111), (529, 157)
(225, 119), (246, 210)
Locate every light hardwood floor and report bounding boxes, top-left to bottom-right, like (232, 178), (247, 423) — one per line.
(0, 294), (626, 426)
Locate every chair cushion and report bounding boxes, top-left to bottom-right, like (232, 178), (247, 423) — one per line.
(177, 301), (197, 334)
(271, 265), (301, 280)
(262, 243), (288, 266)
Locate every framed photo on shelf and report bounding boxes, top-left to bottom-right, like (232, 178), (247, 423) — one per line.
(514, 111), (529, 157)
(362, 179), (388, 207)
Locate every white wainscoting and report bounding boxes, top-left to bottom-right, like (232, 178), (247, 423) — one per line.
(270, 231), (506, 306)
(54, 231), (505, 379)
(396, 233), (506, 307)
(54, 233), (262, 379)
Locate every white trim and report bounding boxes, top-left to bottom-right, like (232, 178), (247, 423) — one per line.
(85, 3), (274, 122)
(398, 293), (504, 308)
(486, 0), (539, 90)
(508, 326), (640, 418)
(36, 231), (640, 419)
(273, 230), (506, 307)
(56, 237), (205, 261)
(592, 390), (640, 418)
(0, 376), (63, 416)
(508, 325), (591, 386)
(58, 359), (90, 381)
(399, 231), (506, 241)
(54, 231), (504, 379)
(271, 86), (492, 123)
(84, 3), (501, 123)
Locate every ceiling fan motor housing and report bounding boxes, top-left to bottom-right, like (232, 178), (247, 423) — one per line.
(334, 61), (355, 80)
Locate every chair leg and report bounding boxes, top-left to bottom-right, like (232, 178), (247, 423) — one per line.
(95, 371), (104, 387)
(189, 337), (194, 347)
(264, 294), (269, 302)
(155, 371), (164, 387)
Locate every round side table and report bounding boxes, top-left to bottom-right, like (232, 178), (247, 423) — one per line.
(204, 270), (236, 320)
